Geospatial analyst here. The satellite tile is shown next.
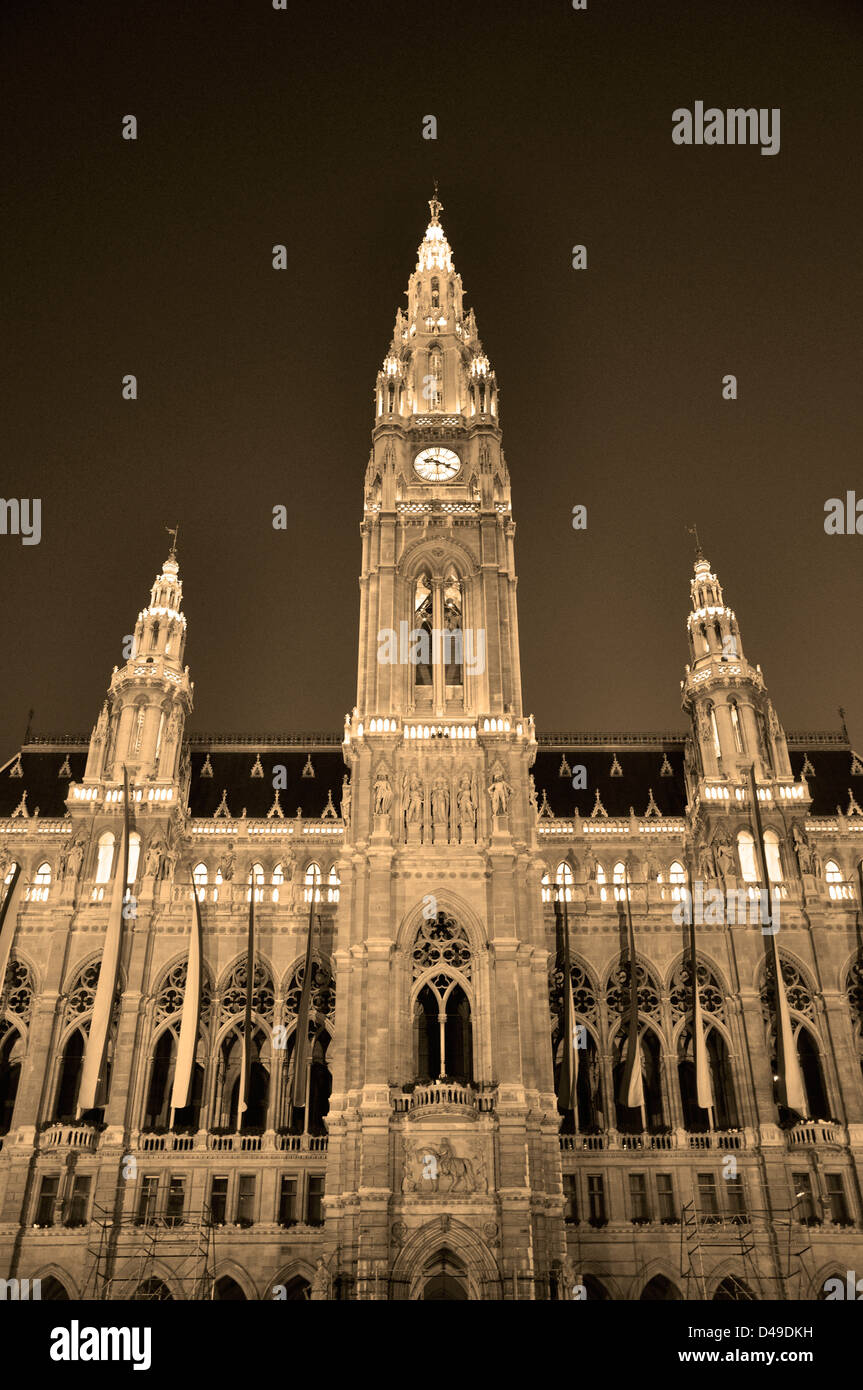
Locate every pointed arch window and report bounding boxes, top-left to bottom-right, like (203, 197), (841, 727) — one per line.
(326, 866), (340, 903)
(763, 829), (783, 883)
(304, 863), (322, 903)
(825, 860), (843, 898)
(127, 832), (141, 885)
(668, 861), (686, 901)
(193, 862), (208, 901)
(247, 863), (265, 903)
(95, 833), (115, 884)
(133, 705), (146, 755)
(413, 574), (433, 691)
(613, 862), (629, 902)
(412, 912), (473, 1083)
(555, 862), (574, 903)
(707, 703), (721, 759)
(427, 347), (443, 410)
(271, 863), (285, 904)
(729, 700), (745, 754)
(737, 830), (758, 883)
(29, 862), (52, 902)
(443, 572), (463, 687)
(595, 863), (607, 902)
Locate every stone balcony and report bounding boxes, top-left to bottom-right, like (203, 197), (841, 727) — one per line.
(393, 1081), (496, 1117)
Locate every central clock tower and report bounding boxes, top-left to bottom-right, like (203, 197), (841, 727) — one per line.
(323, 196), (566, 1300)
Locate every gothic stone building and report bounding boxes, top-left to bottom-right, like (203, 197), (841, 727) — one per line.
(1, 199), (863, 1302)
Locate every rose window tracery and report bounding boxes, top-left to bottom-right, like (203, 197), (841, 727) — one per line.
(670, 960), (725, 1024)
(760, 957), (815, 1023)
(219, 960), (275, 1024)
(284, 958), (335, 1020)
(2, 957), (33, 1023)
(153, 961), (213, 1027)
(605, 961), (661, 1019)
(412, 912), (472, 980)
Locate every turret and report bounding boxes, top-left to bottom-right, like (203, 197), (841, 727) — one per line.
(681, 540), (791, 785)
(83, 538), (194, 785)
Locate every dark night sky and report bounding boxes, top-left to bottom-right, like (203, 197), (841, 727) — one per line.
(2, 0), (862, 755)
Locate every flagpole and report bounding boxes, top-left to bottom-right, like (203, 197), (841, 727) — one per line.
(685, 851), (715, 1127)
(290, 882), (317, 1131)
(236, 872), (255, 1134)
(562, 895), (579, 1134)
(622, 865), (646, 1133)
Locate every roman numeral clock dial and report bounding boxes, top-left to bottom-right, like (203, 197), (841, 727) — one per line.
(413, 446), (461, 482)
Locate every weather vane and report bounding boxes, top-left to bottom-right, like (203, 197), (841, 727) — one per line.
(686, 524), (704, 561)
(166, 523), (179, 558)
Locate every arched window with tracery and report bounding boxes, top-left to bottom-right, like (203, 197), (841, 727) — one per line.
(29, 862), (51, 902)
(304, 863), (322, 903)
(414, 574), (433, 694)
(427, 347), (443, 409)
(412, 912), (473, 1083)
(846, 958), (863, 1084)
(670, 957), (738, 1131)
(606, 959), (664, 1133)
(142, 961), (213, 1131)
(555, 862), (574, 902)
(825, 860), (843, 898)
(760, 956), (829, 1122)
(549, 955), (601, 1132)
(763, 829), (783, 883)
(247, 862), (265, 903)
(0, 956), (33, 1135)
(55, 959), (122, 1121)
(443, 571), (463, 688)
(613, 861), (629, 902)
(326, 866), (340, 903)
(668, 861), (686, 901)
(215, 959), (275, 1132)
(282, 955), (335, 1134)
(193, 862), (208, 901)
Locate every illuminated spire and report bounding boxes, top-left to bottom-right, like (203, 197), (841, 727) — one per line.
(82, 543), (194, 784)
(373, 192), (499, 424)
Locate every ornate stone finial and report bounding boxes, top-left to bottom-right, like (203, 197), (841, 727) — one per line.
(687, 523), (704, 563)
(428, 181), (443, 225)
(166, 523), (179, 560)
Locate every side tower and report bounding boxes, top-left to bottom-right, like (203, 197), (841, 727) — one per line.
(324, 196), (565, 1300)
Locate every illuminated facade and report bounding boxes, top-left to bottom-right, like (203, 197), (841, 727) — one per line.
(1, 198), (863, 1301)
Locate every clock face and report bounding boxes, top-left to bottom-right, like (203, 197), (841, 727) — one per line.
(413, 446), (461, 482)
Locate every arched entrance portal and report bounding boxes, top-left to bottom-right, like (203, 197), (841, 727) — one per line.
(420, 1248), (469, 1301)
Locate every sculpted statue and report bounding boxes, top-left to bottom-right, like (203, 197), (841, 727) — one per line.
(767, 702), (782, 740)
(373, 770), (393, 816)
(488, 770), (513, 817)
(66, 837), (85, 880)
(402, 1136), (477, 1195)
(431, 777), (449, 829)
(340, 775), (351, 825)
(792, 825), (813, 875)
(715, 837), (735, 879)
(698, 845), (717, 880)
(144, 840), (163, 878)
(405, 774), (424, 824)
(218, 846), (235, 882)
(457, 774), (476, 825)
(528, 775), (538, 813)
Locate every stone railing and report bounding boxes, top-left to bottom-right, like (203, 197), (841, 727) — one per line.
(134, 1131), (328, 1154)
(560, 1129), (750, 1154)
(41, 1125), (99, 1152)
(786, 1121), (844, 1148)
(394, 1081), (495, 1115)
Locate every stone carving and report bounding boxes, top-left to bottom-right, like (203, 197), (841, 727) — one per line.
(402, 1135), (488, 1195)
(374, 767), (393, 816)
(714, 836), (735, 879)
(431, 776), (449, 832)
(310, 1256), (332, 1301)
(792, 825), (813, 875)
(217, 845), (235, 881)
(66, 837), (85, 880)
(144, 840), (164, 878)
(488, 766), (513, 817)
(404, 773), (424, 824)
(698, 845), (717, 880)
(340, 775), (351, 825)
(528, 775), (538, 813)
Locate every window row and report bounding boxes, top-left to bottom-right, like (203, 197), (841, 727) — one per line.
(3, 857), (341, 904)
(31, 1169), (326, 1231)
(562, 1167), (853, 1228)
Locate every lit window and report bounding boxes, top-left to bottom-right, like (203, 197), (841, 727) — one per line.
(29, 862), (51, 902)
(708, 705), (721, 760)
(127, 832), (141, 885)
(613, 862), (628, 902)
(763, 830), (783, 883)
(555, 862), (574, 903)
(95, 833), (115, 884)
(729, 701), (745, 754)
(304, 863), (322, 903)
(596, 863), (607, 902)
(825, 860), (844, 900)
(271, 863), (285, 904)
(540, 871), (551, 904)
(327, 866), (340, 903)
(668, 861), (686, 901)
(193, 863), (208, 901)
(247, 863), (265, 903)
(737, 831), (758, 884)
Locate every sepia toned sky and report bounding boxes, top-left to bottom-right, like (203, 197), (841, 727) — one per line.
(2, 0), (862, 752)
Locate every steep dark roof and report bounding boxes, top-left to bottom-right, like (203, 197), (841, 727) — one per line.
(532, 746), (688, 819)
(188, 747), (345, 819)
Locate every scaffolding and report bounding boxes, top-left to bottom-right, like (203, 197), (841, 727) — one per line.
(81, 1201), (218, 1301)
(680, 1199), (815, 1301)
